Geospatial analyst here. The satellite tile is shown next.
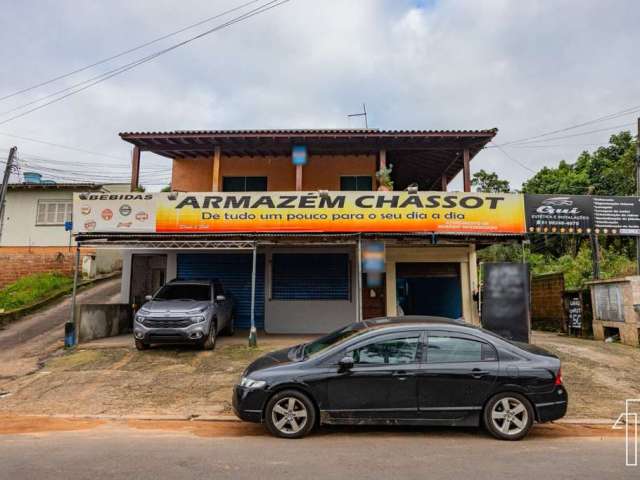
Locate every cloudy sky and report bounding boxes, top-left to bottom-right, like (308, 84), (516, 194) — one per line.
(0, 0), (638, 190)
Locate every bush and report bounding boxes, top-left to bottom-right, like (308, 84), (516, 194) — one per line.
(0, 272), (73, 311)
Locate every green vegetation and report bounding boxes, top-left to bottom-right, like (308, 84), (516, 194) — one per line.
(0, 272), (73, 311)
(472, 169), (511, 193)
(477, 131), (638, 288)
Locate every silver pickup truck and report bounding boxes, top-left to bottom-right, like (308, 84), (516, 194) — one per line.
(133, 279), (234, 351)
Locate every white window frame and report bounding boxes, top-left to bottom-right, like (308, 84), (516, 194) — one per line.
(36, 199), (73, 226)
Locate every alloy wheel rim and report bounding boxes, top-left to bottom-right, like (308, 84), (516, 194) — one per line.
(272, 397), (308, 434)
(491, 397), (528, 436)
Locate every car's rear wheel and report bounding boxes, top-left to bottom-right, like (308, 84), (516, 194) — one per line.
(224, 314), (235, 336)
(135, 339), (149, 350)
(484, 392), (534, 441)
(264, 390), (316, 439)
(202, 324), (217, 350)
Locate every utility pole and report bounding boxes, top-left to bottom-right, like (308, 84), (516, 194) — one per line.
(636, 117), (640, 274)
(591, 233), (601, 280)
(0, 146), (17, 243)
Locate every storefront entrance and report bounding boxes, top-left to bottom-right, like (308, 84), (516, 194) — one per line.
(177, 253), (265, 329)
(130, 254), (167, 309)
(395, 263), (462, 318)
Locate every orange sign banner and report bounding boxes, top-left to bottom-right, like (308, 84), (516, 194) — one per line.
(154, 191), (525, 234)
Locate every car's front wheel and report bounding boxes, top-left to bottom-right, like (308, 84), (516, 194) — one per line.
(264, 390), (316, 439)
(202, 323), (217, 350)
(135, 339), (149, 351)
(483, 392), (534, 441)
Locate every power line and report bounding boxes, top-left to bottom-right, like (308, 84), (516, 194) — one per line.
(507, 142), (615, 149)
(0, 132), (127, 161)
(0, 0), (263, 103)
(496, 106), (640, 147)
(489, 141), (537, 174)
(0, 0), (291, 127)
(489, 121), (634, 149)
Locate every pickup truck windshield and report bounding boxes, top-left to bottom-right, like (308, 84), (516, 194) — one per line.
(154, 284), (210, 301)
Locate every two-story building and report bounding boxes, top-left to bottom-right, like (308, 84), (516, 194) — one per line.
(75, 128), (525, 335)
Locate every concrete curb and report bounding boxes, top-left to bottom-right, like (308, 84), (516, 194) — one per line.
(10, 415), (633, 425)
(555, 418), (614, 425)
(17, 413), (241, 422)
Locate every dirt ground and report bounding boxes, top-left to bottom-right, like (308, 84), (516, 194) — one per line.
(0, 334), (312, 417)
(0, 330), (638, 420)
(531, 331), (640, 419)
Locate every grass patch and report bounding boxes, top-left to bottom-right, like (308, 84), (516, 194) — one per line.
(46, 349), (128, 371)
(0, 272), (73, 311)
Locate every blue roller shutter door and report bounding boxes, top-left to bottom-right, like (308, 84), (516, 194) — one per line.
(272, 253), (350, 300)
(177, 254), (265, 329)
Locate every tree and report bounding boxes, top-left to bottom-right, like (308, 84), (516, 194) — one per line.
(519, 130), (638, 272)
(471, 169), (510, 193)
(522, 131), (635, 195)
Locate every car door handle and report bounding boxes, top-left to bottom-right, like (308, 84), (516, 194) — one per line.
(392, 370), (414, 380)
(471, 368), (489, 378)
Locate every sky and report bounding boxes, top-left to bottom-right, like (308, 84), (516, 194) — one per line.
(0, 0), (638, 190)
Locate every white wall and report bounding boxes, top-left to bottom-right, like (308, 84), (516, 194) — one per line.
(1, 190), (75, 247)
(264, 246), (358, 334)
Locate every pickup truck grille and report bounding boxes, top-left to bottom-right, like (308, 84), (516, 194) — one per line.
(145, 318), (192, 328)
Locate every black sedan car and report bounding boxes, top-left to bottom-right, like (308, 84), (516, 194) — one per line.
(233, 317), (567, 440)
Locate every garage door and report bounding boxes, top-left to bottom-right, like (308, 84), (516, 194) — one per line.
(177, 254), (265, 329)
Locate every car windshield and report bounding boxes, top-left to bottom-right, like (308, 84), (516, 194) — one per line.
(154, 284), (210, 301)
(302, 323), (366, 358)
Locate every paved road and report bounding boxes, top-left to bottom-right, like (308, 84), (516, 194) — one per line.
(0, 278), (121, 378)
(0, 424), (635, 480)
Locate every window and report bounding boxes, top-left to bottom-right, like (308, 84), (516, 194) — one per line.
(340, 176), (373, 191)
(303, 323), (366, 358)
(271, 253), (350, 300)
(36, 200), (73, 226)
(426, 336), (497, 363)
(213, 280), (225, 296)
(222, 176), (267, 192)
(351, 336), (420, 365)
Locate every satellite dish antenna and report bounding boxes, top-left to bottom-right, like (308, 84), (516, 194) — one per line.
(347, 103), (368, 129)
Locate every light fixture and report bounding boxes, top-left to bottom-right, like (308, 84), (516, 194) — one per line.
(406, 183), (419, 194)
(167, 192), (178, 201)
(317, 189), (330, 199)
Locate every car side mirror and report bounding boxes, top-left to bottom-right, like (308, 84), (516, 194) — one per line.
(216, 295), (226, 302)
(338, 355), (354, 372)
(144, 295), (153, 302)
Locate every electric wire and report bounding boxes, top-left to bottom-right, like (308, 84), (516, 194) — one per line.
(0, 0), (264, 103)
(0, 0), (291, 127)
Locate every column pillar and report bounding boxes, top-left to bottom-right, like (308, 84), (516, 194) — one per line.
(295, 165), (303, 191)
(130, 146), (140, 192)
(462, 148), (471, 192)
(441, 174), (448, 192)
(212, 146), (221, 192)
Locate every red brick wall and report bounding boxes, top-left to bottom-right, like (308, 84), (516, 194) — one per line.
(531, 273), (566, 331)
(0, 247), (92, 289)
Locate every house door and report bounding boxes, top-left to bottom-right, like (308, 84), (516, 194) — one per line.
(130, 254), (167, 309)
(396, 263), (462, 318)
(362, 273), (386, 319)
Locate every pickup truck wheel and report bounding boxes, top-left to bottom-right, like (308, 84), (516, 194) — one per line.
(202, 324), (217, 350)
(135, 339), (149, 351)
(224, 315), (235, 336)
